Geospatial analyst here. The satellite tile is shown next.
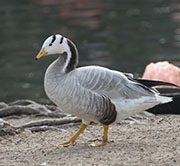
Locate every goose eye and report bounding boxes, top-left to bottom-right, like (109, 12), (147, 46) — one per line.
(49, 43), (52, 46)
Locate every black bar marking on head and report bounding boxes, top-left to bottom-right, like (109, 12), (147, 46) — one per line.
(49, 35), (56, 46)
(60, 37), (64, 44)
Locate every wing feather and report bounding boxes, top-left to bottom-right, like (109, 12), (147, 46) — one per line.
(73, 66), (155, 99)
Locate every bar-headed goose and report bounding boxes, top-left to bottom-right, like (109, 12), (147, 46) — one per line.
(36, 34), (175, 146)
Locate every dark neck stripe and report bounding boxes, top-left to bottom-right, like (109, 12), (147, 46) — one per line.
(60, 37), (64, 44)
(49, 35), (56, 46)
(65, 39), (78, 73)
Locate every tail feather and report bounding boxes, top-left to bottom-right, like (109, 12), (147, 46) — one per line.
(157, 96), (173, 104)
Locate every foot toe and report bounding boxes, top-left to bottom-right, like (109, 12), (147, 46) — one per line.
(56, 140), (76, 147)
(91, 141), (109, 147)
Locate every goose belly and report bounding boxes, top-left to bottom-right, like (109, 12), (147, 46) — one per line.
(52, 94), (98, 124)
(44, 80), (97, 123)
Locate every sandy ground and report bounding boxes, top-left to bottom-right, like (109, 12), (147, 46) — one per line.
(0, 114), (180, 166)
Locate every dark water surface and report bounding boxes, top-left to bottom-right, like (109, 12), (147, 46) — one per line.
(0, 0), (180, 103)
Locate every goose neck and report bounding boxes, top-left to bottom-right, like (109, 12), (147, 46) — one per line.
(62, 39), (79, 73)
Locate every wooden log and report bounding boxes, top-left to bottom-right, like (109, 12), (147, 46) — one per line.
(0, 102), (8, 109)
(8, 99), (36, 106)
(0, 105), (41, 117)
(16, 118), (81, 129)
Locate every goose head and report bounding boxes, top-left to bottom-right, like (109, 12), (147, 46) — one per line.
(36, 34), (68, 59)
(36, 34), (79, 73)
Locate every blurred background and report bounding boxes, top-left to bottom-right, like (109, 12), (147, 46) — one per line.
(0, 0), (180, 103)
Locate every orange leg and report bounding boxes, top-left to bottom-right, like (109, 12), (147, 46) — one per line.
(57, 123), (87, 147)
(92, 125), (109, 146)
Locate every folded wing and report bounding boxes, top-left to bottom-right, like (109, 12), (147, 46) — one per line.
(74, 66), (156, 100)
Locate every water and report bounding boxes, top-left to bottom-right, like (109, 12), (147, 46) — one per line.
(0, 0), (180, 103)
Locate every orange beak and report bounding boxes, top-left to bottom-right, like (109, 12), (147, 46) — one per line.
(36, 48), (47, 60)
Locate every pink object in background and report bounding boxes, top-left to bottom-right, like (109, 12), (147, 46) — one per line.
(142, 61), (180, 86)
